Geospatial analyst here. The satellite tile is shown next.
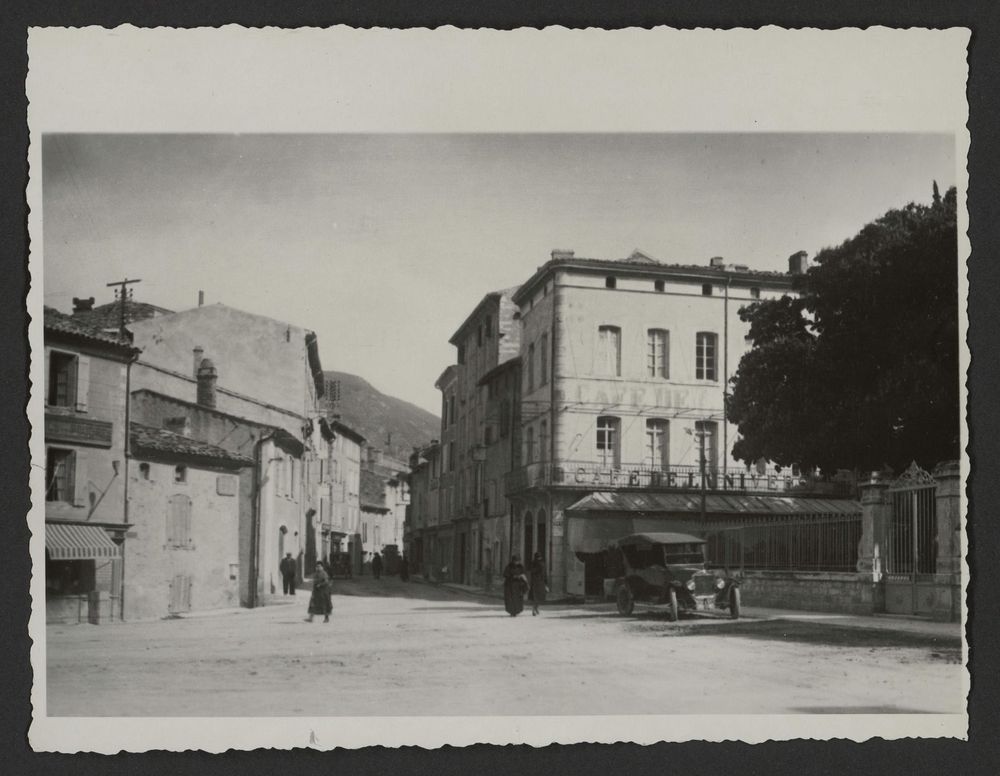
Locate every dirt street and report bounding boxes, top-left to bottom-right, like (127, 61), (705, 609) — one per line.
(45, 577), (964, 716)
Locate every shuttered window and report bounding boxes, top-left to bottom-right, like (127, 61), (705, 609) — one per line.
(167, 494), (193, 549)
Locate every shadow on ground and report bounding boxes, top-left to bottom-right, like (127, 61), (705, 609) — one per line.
(626, 617), (961, 657)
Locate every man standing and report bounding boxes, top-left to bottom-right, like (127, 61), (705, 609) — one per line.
(371, 551), (383, 580)
(279, 552), (297, 595)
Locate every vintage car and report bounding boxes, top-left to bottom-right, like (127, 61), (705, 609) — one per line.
(328, 552), (353, 579)
(607, 532), (741, 620)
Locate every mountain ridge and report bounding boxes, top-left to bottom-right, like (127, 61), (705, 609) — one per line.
(323, 370), (440, 462)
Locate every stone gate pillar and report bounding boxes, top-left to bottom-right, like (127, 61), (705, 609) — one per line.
(933, 460), (962, 621)
(858, 473), (891, 613)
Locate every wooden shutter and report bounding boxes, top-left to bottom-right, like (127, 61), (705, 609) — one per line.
(72, 449), (88, 507)
(75, 355), (90, 412)
(167, 494), (192, 548)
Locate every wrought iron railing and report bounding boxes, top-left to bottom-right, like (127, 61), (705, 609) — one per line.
(503, 459), (854, 497)
(705, 516), (863, 573)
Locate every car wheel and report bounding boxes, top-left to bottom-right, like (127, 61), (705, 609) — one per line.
(667, 588), (679, 622)
(616, 584), (634, 616)
(729, 587), (741, 620)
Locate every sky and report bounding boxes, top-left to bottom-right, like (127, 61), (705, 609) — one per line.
(41, 133), (956, 415)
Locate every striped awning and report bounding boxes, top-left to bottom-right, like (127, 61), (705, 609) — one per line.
(45, 523), (121, 560)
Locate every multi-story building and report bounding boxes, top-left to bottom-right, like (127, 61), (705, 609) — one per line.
(503, 249), (839, 598)
(42, 308), (139, 624)
(403, 440), (440, 578)
(439, 288), (520, 585)
(127, 302), (329, 588)
(431, 365), (458, 580)
(326, 419), (365, 574)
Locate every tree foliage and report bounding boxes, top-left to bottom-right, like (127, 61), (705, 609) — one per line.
(726, 187), (959, 473)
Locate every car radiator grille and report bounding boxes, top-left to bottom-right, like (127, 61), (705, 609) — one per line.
(692, 575), (718, 596)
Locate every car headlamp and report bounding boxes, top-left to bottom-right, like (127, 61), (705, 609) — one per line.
(714, 578), (725, 590)
(685, 579), (696, 591)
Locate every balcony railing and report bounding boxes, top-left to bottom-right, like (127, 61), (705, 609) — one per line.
(503, 460), (855, 497)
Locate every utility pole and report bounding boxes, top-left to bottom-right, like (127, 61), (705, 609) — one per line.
(105, 278), (142, 335)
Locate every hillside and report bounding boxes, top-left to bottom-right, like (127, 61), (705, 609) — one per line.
(323, 371), (440, 461)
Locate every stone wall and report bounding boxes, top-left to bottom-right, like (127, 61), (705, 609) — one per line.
(739, 570), (876, 615)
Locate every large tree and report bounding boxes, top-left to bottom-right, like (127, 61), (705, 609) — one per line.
(726, 186), (959, 474)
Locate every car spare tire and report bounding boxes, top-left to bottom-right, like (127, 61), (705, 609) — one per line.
(616, 584), (634, 616)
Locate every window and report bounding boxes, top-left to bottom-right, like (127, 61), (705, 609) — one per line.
(174, 465), (187, 484)
(539, 332), (549, 385)
(139, 462), (151, 480)
(527, 343), (535, 390)
(597, 326), (621, 377)
(596, 416), (621, 467)
(605, 276), (616, 289)
(750, 287), (761, 299)
(696, 332), (718, 381)
(702, 283), (713, 296)
(647, 329), (669, 378)
(448, 396), (456, 426)
(645, 419), (669, 469)
(45, 448), (75, 503)
(167, 494), (193, 549)
(694, 420), (719, 473)
(48, 351), (77, 407)
(654, 279), (665, 292)
(525, 426), (535, 464)
(539, 419), (548, 462)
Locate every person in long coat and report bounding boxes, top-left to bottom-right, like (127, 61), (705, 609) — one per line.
(306, 562), (333, 623)
(502, 555), (527, 617)
(528, 552), (547, 616)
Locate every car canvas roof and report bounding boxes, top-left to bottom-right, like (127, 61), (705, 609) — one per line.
(615, 532), (706, 546)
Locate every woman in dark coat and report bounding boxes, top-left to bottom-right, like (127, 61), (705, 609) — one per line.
(306, 562), (333, 623)
(502, 555), (527, 617)
(528, 552), (547, 616)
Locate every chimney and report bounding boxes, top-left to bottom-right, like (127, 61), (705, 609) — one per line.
(551, 249), (575, 260)
(193, 346), (204, 378)
(164, 416), (192, 437)
(196, 358), (218, 408)
(788, 250), (810, 275)
(198, 290), (204, 307)
(72, 296), (96, 313)
(709, 256), (725, 268)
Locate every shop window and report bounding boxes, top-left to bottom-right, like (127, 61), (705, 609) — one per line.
(45, 557), (96, 595)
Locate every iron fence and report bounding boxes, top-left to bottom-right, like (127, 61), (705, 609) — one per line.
(705, 515), (863, 572)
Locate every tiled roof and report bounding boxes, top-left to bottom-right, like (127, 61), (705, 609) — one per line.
(130, 423), (253, 466)
(44, 307), (138, 352)
(360, 469), (389, 511)
(72, 299), (173, 330)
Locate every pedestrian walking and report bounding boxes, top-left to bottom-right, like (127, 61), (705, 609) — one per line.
(279, 552), (297, 595)
(502, 555), (527, 617)
(371, 551), (383, 580)
(306, 562), (332, 623)
(528, 552), (548, 616)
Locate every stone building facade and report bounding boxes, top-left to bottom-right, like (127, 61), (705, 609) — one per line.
(42, 308), (139, 624)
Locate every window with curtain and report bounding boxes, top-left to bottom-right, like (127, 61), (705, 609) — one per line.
(597, 325), (621, 377)
(647, 329), (669, 378)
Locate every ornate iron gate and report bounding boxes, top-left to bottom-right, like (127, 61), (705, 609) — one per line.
(884, 462), (938, 615)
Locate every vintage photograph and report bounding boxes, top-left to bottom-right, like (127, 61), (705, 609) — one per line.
(26, 28), (970, 751)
